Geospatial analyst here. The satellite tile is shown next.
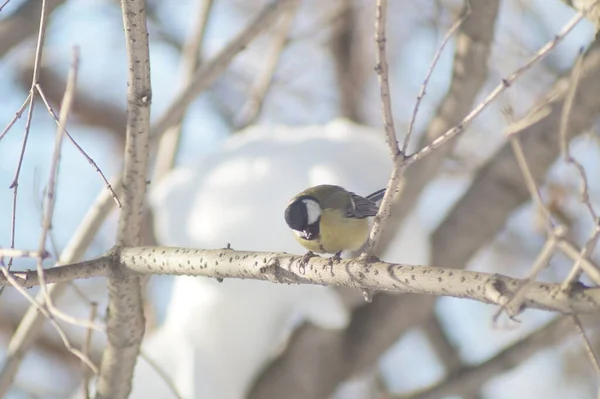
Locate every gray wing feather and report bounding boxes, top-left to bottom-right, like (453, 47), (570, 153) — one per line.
(345, 193), (379, 218)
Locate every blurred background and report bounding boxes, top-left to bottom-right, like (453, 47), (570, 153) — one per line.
(1, 0), (600, 398)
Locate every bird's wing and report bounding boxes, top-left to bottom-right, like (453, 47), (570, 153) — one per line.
(345, 193), (379, 219)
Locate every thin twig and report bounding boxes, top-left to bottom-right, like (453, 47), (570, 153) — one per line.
(559, 49), (596, 221)
(0, 181), (118, 396)
(572, 315), (600, 378)
(0, 262), (98, 374)
(408, 3), (597, 165)
(36, 46), (79, 303)
(0, 93), (31, 142)
(139, 351), (184, 399)
(0, 0), (11, 12)
(36, 84), (122, 207)
(365, 0), (406, 255)
(83, 302), (98, 399)
(6, 0), (49, 274)
(493, 237), (557, 321)
(404, 2), (470, 154)
(0, 248), (47, 259)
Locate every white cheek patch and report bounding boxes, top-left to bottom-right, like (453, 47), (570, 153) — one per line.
(303, 199), (321, 225)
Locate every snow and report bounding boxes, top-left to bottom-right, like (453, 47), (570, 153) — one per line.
(130, 119), (430, 398)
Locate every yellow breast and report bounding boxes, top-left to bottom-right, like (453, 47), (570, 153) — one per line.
(293, 209), (370, 254)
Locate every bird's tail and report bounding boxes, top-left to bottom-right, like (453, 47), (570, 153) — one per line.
(366, 188), (386, 203)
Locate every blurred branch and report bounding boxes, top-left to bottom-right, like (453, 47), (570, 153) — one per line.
(149, 0), (298, 139)
(16, 66), (127, 144)
(153, 0), (215, 181)
(329, 0), (365, 123)
(235, 0), (299, 129)
(0, 0), (65, 58)
(397, 317), (573, 399)
(422, 316), (481, 399)
(94, 0), (152, 396)
(4, 247), (600, 315)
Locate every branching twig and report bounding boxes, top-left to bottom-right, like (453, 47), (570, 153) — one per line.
(36, 46), (79, 303)
(365, 0), (406, 255)
(0, 93), (31, 142)
(36, 85), (122, 207)
(6, 0), (49, 274)
(404, 2), (470, 154)
(408, 3), (595, 165)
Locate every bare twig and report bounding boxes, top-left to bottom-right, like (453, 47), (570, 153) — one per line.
(83, 302), (98, 399)
(0, 181), (119, 395)
(0, 93), (31, 142)
(376, 0), (499, 254)
(0, 261), (99, 375)
(35, 85), (122, 207)
(404, 2), (470, 154)
(365, 0), (406, 256)
(0, 248), (47, 259)
(408, 4), (595, 165)
(139, 351), (184, 399)
(558, 48), (600, 290)
(6, 0), (49, 275)
(572, 315), (600, 378)
(559, 49), (596, 222)
(36, 46), (80, 302)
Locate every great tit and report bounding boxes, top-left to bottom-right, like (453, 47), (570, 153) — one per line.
(284, 185), (386, 256)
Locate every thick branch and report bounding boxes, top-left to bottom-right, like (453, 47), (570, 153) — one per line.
(2, 247), (600, 316)
(398, 317), (573, 399)
(95, 0), (152, 397)
(0, 0), (65, 58)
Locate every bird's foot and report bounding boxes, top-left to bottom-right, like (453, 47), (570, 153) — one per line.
(325, 251), (343, 275)
(298, 251), (316, 275)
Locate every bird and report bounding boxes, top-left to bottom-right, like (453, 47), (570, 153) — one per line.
(284, 184), (386, 258)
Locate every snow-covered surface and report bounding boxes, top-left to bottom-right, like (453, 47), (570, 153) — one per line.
(131, 119), (430, 398)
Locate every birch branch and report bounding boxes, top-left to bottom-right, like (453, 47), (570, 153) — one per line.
(94, 0), (152, 396)
(2, 247), (600, 316)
